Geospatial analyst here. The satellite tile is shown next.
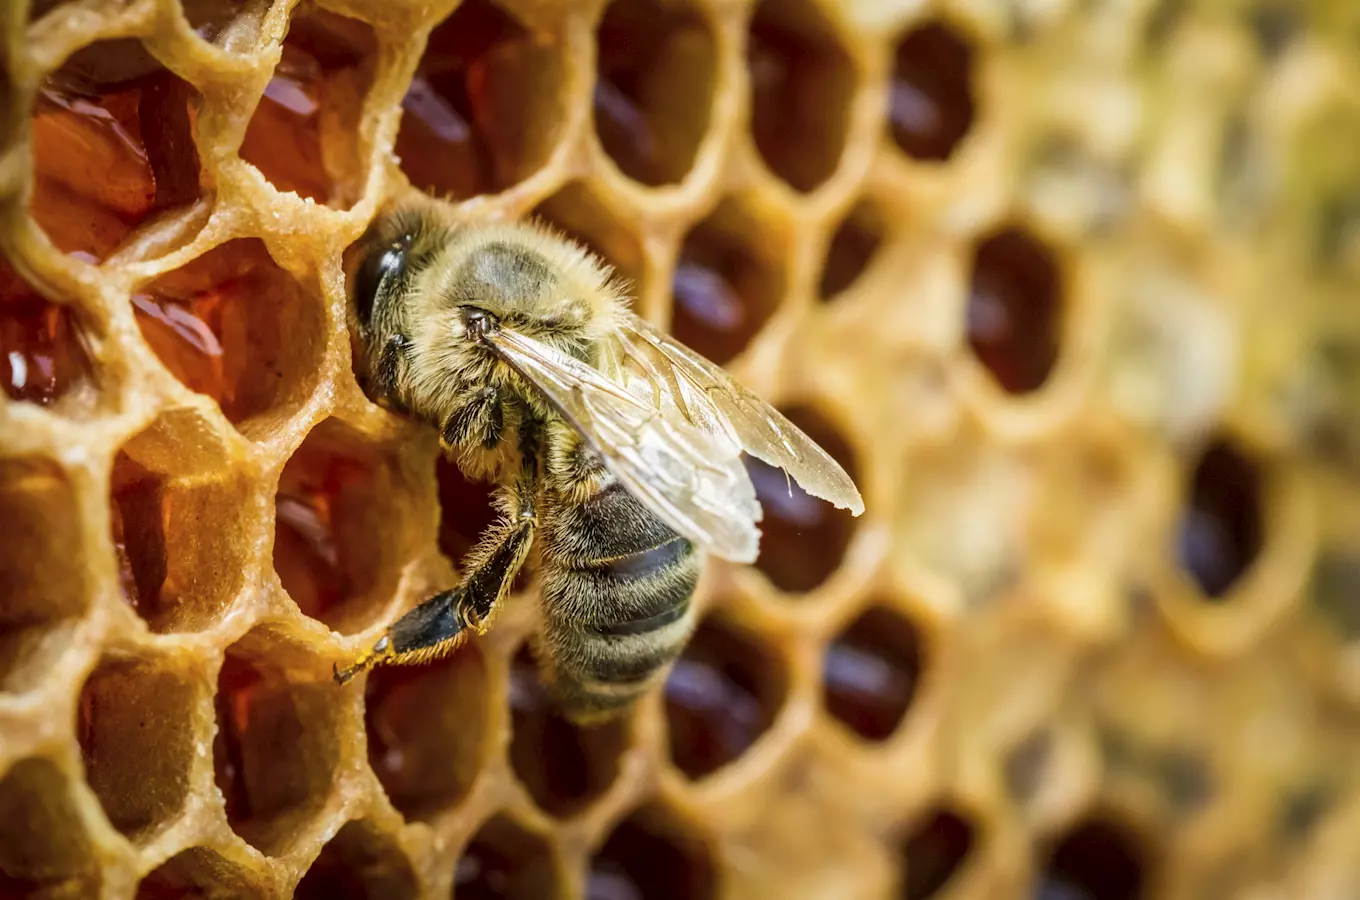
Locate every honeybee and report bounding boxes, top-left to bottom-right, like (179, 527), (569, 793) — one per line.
(333, 196), (864, 721)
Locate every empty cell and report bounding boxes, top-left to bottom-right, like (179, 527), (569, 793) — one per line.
(77, 658), (197, 840)
(966, 227), (1063, 394)
(364, 643), (489, 821)
(131, 238), (325, 435)
(671, 198), (784, 366)
(588, 804), (716, 900)
(239, 7), (376, 204)
(213, 634), (340, 855)
(396, 0), (565, 200)
(1308, 552), (1360, 640)
(818, 200), (885, 301)
(30, 39), (202, 261)
(0, 457), (88, 695)
(295, 820), (419, 900)
(747, 405), (859, 594)
(889, 23), (976, 162)
(2, 257), (94, 408)
(136, 846), (265, 899)
(594, 0), (717, 186)
(0, 758), (101, 895)
(533, 182), (647, 294)
(746, 0), (855, 193)
(1036, 817), (1148, 900)
(275, 419), (412, 634)
(453, 814), (562, 900)
(1003, 729), (1051, 803)
(822, 605), (923, 742)
(1176, 437), (1263, 600)
(509, 645), (626, 818)
(110, 443), (250, 633)
(898, 809), (976, 900)
(436, 455), (498, 570)
(665, 616), (786, 779)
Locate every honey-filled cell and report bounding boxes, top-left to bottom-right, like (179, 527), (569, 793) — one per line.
(77, 658), (197, 840)
(294, 820), (419, 900)
(30, 39), (202, 261)
(0, 256), (94, 408)
(897, 808), (976, 900)
(0, 457), (89, 695)
(0, 758), (101, 897)
(671, 198), (785, 366)
(436, 455), (498, 571)
(275, 419), (414, 634)
(453, 814), (563, 900)
(748, 405), (859, 594)
(396, 0), (566, 200)
(110, 444), (250, 634)
(509, 645), (627, 818)
(1035, 817), (1150, 900)
(664, 616), (786, 779)
(889, 22), (976, 162)
(594, 0), (717, 186)
(746, 0), (856, 193)
(239, 6), (376, 204)
(822, 605), (923, 742)
(588, 803), (716, 900)
(213, 634), (340, 856)
(1176, 437), (1264, 600)
(966, 226), (1063, 395)
(364, 642), (489, 821)
(131, 238), (325, 436)
(819, 199), (886, 301)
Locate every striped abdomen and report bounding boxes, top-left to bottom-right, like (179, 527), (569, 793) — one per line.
(537, 481), (701, 722)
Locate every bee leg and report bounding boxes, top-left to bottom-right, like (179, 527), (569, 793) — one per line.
(370, 332), (409, 404)
(334, 476), (536, 685)
(440, 385), (503, 451)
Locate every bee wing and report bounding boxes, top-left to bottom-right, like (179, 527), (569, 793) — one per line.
(485, 326), (764, 563)
(610, 311), (866, 516)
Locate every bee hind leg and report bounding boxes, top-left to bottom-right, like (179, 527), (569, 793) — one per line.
(333, 478), (536, 685)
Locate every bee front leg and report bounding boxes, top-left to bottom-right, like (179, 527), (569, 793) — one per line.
(334, 474), (535, 684)
(441, 385), (503, 451)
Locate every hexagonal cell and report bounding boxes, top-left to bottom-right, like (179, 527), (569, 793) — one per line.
(509, 645), (627, 818)
(295, 819), (419, 900)
(671, 197), (785, 366)
(436, 455), (497, 570)
(364, 642), (489, 821)
(135, 846), (265, 899)
(0, 758), (101, 895)
(213, 631), (340, 855)
(77, 657), (197, 840)
(898, 808), (976, 900)
(453, 814), (563, 900)
(1176, 437), (1263, 600)
(818, 199), (886, 302)
(746, 0), (855, 192)
(588, 803), (716, 900)
(966, 226), (1063, 395)
(0, 457), (88, 695)
(594, 0), (717, 186)
(396, 0), (566, 200)
(1035, 817), (1149, 900)
(239, 5), (377, 205)
(30, 39), (202, 261)
(822, 605), (923, 742)
(533, 182), (647, 295)
(275, 419), (414, 633)
(747, 405), (859, 594)
(110, 438), (251, 633)
(889, 22), (976, 162)
(1, 256), (95, 407)
(665, 615), (787, 780)
(131, 238), (325, 437)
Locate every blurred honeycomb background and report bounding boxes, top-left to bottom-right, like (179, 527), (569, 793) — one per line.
(3, 0), (1360, 896)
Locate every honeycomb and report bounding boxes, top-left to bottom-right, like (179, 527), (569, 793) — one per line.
(2, 0), (1360, 897)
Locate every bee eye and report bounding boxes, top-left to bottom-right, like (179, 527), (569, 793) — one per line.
(353, 238), (410, 325)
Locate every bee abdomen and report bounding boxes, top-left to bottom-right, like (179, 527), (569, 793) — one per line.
(539, 536), (701, 721)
